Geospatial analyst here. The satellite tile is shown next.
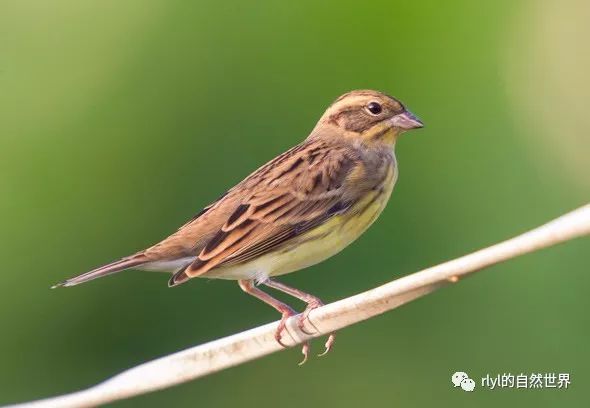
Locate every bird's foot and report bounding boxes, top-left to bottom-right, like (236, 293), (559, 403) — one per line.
(296, 298), (336, 357)
(297, 298), (323, 334)
(274, 308), (312, 365)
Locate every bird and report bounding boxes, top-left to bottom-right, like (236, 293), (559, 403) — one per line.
(53, 89), (423, 364)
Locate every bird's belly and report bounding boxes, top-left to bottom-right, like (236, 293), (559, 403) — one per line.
(205, 171), (396, 281)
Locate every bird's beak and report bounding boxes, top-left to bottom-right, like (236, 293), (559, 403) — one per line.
(391, 110), (424, 130)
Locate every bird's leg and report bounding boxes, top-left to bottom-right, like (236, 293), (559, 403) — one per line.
(263, 278), (336, 357)
(238, 279), (311, 364)
(238, 279), (295, 346)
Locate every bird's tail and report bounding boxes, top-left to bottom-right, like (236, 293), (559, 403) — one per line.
(51, 254), (148, 288)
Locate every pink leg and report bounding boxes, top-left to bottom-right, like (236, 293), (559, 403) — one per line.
(238, 280), (311, 364)
(263, 278), (336, 357)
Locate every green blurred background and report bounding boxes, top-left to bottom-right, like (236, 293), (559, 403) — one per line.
(1, 0), (588, 406)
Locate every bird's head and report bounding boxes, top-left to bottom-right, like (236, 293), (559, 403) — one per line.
(312, 89), (423, 147)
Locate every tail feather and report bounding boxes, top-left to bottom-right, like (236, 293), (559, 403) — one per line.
(52, 255), (148, 288)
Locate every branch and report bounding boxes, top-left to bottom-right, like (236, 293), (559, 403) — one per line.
(5, 204), (590, 408)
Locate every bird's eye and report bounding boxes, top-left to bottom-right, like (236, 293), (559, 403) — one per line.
(366, 102), (382, 115)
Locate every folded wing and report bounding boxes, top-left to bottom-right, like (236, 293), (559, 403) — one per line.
(169, 141), (362, 286)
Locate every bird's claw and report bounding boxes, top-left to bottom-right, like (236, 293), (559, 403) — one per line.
(274, 309), (296, 348)
(318, 333), (335, 357)
(297, 313), (314, 335)
(297, 299), (336, 361)
(297, 298), (324, 335)
(298, 342), (311, 365)
(269, 294), (336, 364)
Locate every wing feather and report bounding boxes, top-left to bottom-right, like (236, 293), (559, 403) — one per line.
(173, 142), (362, 281)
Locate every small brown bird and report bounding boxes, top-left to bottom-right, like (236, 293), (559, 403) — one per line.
(53, 90), (423, 363)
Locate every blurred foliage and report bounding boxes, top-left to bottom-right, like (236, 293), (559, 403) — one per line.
(0, 0), (588, 407)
